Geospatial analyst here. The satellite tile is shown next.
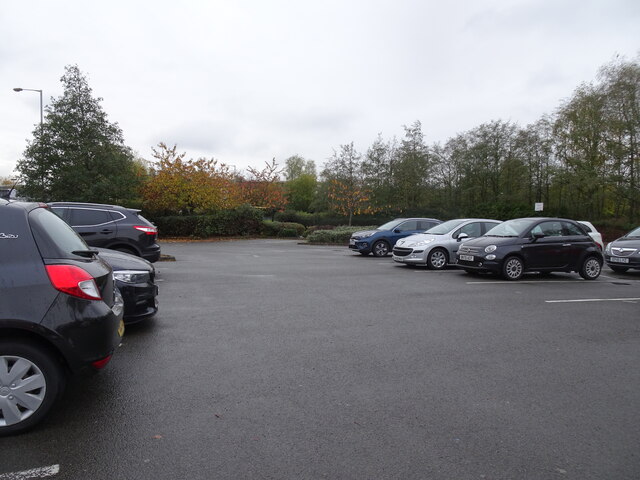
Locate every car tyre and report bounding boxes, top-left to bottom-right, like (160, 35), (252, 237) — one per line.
(580, 256), (602, 280)
(372, 241), (390, 257)
(502, 256), (524, 281)
(427, 248), (448, 270)
(609, 265), (629, 273)
(0, 340), (66, 437)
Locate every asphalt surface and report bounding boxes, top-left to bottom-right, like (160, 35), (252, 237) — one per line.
(1, 240), (639, 480)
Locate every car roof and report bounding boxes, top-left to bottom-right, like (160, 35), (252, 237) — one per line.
(48, 202), (140, 213)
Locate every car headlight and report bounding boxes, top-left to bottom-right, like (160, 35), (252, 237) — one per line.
(359, 232), (374, 238)
(113, 270), (150, 284)
(484, 245), (497, 253)
(605, 243), (611, 254)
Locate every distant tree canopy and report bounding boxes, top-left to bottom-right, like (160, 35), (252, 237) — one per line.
(16, 65), (144, 203)
(10, 56), (640, 228)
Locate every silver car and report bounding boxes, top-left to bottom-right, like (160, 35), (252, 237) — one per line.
(392, 218), (501, 269)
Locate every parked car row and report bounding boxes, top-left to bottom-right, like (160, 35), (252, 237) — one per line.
(0, 200), (159, 436)
(350, 216), (640, 281)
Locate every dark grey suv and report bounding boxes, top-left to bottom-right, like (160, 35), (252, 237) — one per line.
(49, 202), (161, 263)
(0, 200), (124, 435)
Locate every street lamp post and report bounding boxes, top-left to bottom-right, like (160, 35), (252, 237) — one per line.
(13, 87), (43, 126)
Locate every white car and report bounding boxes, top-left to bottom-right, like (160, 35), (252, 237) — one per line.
(578, 221), (603, 250)
(392, 218), (501, 269)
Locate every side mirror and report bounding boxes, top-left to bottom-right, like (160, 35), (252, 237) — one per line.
(532, 232), (545, 241)
(457, 233), (469, 242)
(393, 229), (401, 233)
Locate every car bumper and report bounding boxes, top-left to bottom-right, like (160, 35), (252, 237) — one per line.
(44, 295), (124, 373)
(456, 256), (501, 273)
(392, 252), (425, 264)
(349, 240), (371, 254)
(117, 281), (159, 324)
(142, 243), (162, 263)
(605, 255), (640, 269)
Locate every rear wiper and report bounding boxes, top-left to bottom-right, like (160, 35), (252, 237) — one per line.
(72, 249), (99, 258)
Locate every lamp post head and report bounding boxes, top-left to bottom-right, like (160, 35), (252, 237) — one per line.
(13, 87), (23, 92)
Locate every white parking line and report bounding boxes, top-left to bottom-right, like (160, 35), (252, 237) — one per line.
(0, 465), (60, 479)
(546, 298), (640, 303)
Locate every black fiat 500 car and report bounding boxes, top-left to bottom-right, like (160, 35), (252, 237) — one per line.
(49, 202), (161, 262)
(95, 248), (159, 324)
(604, 226), (640, 272)
(0, 200), (124, 436)
(456, 217), (603, 280)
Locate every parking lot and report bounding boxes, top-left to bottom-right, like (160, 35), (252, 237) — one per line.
(1, 239), (639, 480)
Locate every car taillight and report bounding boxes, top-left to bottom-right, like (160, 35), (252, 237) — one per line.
(45, 265), (102, 300)
(92, 355), (113, 369)
(134, 225), (157, 235)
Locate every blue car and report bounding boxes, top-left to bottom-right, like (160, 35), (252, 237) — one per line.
(349, 218), (442, 257)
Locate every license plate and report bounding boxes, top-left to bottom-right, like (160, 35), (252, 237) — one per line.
(459, 255), (474, 262)
(610, 257), (629, 264)
(118, 319), (125, 337)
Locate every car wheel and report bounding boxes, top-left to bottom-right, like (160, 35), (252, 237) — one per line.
(502, 256), (524, 281)
(580, 256), (602, 280)
(0, 340), (65, 437)
(609, 265), (629, 273)
(372, 241), (390, 257)
(427, 248), (448, 270)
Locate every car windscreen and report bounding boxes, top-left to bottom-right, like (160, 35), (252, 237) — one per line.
(29, 207), (90, 259)
(485, 219), (533, 237)
(377, 219), (404, 231)
(625, 227), (640, 238)
(425, 219), (465, 235)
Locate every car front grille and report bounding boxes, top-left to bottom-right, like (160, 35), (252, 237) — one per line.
(392, 247), (412, 257)
(458, 246), (482, 255)
(611, 247), (637, 257)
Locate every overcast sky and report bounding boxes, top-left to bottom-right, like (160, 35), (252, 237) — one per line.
(1, 0), (639, 178)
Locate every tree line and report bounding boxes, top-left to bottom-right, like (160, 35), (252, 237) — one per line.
(10, 57), (640, 228)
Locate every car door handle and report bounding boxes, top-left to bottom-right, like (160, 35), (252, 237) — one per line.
(100, 229), (114, 234)
(562, 243), (571, 247)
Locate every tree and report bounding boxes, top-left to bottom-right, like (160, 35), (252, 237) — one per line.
(16, 65), (143, 203)
(239, 158), (288, 218)
(284, 155), (316, 181)
(143, 143), (241, 214)
(393, 121), (431, 211)
(322, 142), (377, 225)
(283, 155), (317, 211)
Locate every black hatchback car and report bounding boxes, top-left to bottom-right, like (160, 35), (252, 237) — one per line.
(456, 217), (603, 280)
(0, 200), (124, 436)
(49, 202), (161, 263)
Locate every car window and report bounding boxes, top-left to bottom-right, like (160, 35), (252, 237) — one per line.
(417, 220), (437, 230)
(397, 220), (418, 232)
(457, 222), (482, 238)
(69, 208), (113, 226)
(563, 222), (586, 236)
(482, 222), (500, 233)
(29, 207), (89, 258)
(531, 221), (563, 237)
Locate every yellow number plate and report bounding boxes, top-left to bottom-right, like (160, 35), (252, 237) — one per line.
(118, 319), (125, 337)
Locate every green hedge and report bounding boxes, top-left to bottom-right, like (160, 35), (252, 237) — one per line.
(261, 221), (306, 237)
(306, 225), (376, 244)
(151, 205), (264, 238)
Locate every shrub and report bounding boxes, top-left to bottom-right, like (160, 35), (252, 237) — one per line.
(149, 204), (263, 238)
(261, 221), (306, 237)
(306, 225), (376, 244)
